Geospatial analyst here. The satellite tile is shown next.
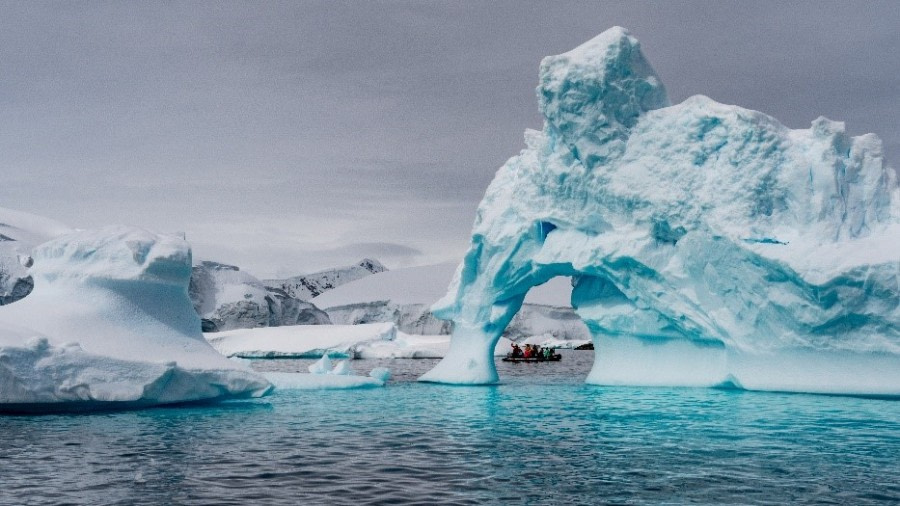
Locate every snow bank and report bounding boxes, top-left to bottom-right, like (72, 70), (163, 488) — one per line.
(0, 226), (271, 411)
(205, 322), (397, 358)
(421, 27), (900, 395)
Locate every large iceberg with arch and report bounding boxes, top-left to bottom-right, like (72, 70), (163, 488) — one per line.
(420, 27), (900, 395)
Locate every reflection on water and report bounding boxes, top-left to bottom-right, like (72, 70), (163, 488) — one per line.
(1, 350), (898, 505)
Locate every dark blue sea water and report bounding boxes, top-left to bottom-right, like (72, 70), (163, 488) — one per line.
(1, 350), (898, 505)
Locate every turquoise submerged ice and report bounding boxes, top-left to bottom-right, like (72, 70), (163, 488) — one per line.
(422, 27), (900, 394)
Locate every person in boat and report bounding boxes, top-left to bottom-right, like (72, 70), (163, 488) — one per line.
(533, 344), (542, 359)
(543, 346), (554, 360)
(510, 343), (523, 358)
(523, 344), (533, 358)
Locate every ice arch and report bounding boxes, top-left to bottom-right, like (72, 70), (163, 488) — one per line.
(419, 27), (900, 395)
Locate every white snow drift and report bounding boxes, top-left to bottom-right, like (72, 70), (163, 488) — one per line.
(0, 226), (272, 411)
(421, 27), (900, 395)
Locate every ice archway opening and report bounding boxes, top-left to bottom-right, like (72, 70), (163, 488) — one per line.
(416, 220), (696, 386)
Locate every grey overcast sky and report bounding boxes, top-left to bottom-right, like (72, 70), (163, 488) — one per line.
(1, 1), (897, 277)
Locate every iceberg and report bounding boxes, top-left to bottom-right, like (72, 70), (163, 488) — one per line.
(263, 371), (386, 390)
(0, 226), (272, 411)
(421, 27), (900, 395)
(261, 354), (390, 390)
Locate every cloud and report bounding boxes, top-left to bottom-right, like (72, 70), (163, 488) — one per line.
(0, 1), (896, 276)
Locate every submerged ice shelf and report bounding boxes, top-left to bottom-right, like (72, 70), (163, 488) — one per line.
(421, 27), (900, 395)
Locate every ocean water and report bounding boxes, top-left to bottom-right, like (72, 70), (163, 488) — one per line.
(1, 350), (898, 505)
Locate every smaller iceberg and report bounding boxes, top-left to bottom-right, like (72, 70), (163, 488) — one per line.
(0, 226), (272, 412)
(263, 354), (389, 390)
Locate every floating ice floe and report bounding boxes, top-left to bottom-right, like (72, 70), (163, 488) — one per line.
(421, 27), (900, 396)
(0, 226), (272, 412)
(262, 354), (390, 390)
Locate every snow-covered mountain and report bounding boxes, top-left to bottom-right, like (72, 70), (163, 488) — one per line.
(311, 262), (590, 342)
(189, 260), (330, 332)
(263, 259), (386, 301)
(0, 207), (72, 305)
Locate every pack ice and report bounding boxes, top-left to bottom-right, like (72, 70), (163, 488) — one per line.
(0, 226), (272, 411)
(421, 27), (900, 395)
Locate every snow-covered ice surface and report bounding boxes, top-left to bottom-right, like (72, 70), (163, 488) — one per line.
(206, 322), (514, 360)
(0, 226), (272, 412)
(314, 262), (590, 341)
(422, 27), (900, 395)
(206, 322), (397, 358)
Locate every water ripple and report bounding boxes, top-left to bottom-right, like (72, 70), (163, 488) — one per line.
(0, 351), (898, 505)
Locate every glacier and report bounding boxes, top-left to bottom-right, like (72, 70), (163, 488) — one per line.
(421, 27), (900, 395)
(0, 226), (272, 411)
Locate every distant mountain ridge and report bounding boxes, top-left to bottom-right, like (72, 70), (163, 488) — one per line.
(263, 258), (386, 301)
(189, 260), (331, 333)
